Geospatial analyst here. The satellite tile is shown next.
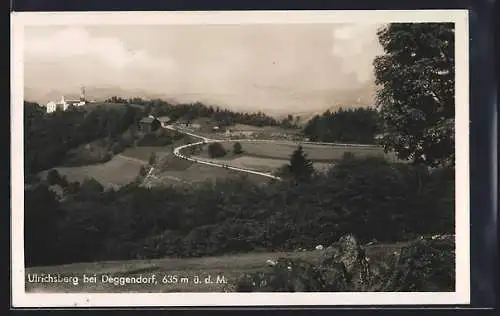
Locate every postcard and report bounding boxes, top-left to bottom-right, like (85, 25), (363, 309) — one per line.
(11, 9), (469, 307)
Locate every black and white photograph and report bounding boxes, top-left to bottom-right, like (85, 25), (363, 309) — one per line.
(11, 10), (469, 307)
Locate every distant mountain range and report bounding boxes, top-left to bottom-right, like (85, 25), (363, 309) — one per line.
(24, 86), (176, 105)
(24, 83), (377, 123)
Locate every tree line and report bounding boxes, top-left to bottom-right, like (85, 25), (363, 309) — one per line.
(24, 102), (143, 177)
(25, 154), (454, 266)
(105, 97), (282, 128)
(302, 107), (381, 144)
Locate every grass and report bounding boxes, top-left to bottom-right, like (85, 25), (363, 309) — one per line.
(197, 156), (333, 174)
(25, 242), (409, 293)
(194, 141), (397, 164)
(230, 123), (297, 133)
(154, 161), (268, 186)
(121, 146), (172, 162)
(38, 155), (144, 188)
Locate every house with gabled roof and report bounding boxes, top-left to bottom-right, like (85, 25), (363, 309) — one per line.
(139, 116), (161, 133)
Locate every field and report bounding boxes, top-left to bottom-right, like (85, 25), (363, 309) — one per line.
(230, 123), (296, 133)
(191, 140), (397, 174)
(190, 155), (332, 174)
(38, 155), (144, 188)
(39, 145), (166, 188)
(152, 161), (269, 187)
(25, 242), (408, 293)
(121, 146), (172, 162)
(198, 141), (394, 162)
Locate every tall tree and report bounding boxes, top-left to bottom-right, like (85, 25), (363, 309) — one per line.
(288, 145), (315, 181)
(373, 23), (455, 167)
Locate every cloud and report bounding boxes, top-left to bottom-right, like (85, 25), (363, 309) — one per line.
(24, 24), (381, 114)
(331, 24), (384, 83)
(24, 27), (174, 71)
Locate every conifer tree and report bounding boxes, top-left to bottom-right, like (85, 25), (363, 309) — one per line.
(288, 145), (315, 181)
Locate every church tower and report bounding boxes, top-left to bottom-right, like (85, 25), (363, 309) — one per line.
(80, 86), (86, 102)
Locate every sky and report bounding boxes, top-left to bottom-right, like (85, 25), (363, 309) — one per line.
(24, 23), (385, 115)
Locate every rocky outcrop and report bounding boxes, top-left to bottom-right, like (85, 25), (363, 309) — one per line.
(234, 234), (455, 292)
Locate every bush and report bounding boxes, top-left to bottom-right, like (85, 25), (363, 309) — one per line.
(137, 131), (174, 147)
(26, 174), (41, 185)
(208, 142), (227, 158)
(110, 141), (125, 154)
(45, 169), (69, 187)
(341, 151), (356, 161)
(24, 184), (61, 266)
(65, 181), (81, 194)
(148, 153), (157, 165)
(80, 178), (104, 195)
(46, 169), (62, 186)
(233, 142), (243, 154)
(273, 164), (292, 179)
(235, 234), (455, 292)
(139, 165), (149, 177)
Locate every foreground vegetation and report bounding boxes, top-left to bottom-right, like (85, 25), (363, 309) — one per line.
(25, 155), (454, 267)
(25, 234), (453, 293)
(236, 234), (454, 292)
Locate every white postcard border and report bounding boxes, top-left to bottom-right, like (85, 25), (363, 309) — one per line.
(11, 10), (470, 307)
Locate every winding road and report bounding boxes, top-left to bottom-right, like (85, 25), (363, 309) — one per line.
(165, 125), (284, 181)
(163, 125), (382, 183)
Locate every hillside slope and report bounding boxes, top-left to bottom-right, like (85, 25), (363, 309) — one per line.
(25, 235), (454, 293)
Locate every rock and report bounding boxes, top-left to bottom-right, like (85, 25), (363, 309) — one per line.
(236, 234), (455, 292)
(321, 244), (340, 262)
(315, 245), (324, 250)
(334, 234), (361, 274)
(319, 234), (373, 291)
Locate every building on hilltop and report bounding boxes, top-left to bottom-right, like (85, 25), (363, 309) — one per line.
(46, 86), (90, 113)
(157, 116), (172, 128)
(139, 115), (161, 133)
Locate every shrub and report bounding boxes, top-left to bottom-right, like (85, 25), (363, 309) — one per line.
(341, 151), (356, 161)
(65, 181), (81, 195)
(137, 131), (174, 147)
(235, 234), (455, 292)
(273, 164), (292, 179)
(208, 142), (227, 158)
(139, 165), (148, 177)
(110, 141), (125, 154)
(381, 236), (455, 291)
(80, 178), (104, 195)
(24, 184), (61, 266)
(26, 173), (41, 185)
(148, 153), (157, 165)
(45, 169), (69, 187)
(233, 142), (243, 154)
(46, 169), (62, 186)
